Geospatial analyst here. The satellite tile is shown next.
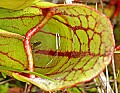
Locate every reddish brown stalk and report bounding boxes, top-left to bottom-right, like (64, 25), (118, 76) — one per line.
(24, 8), (55, 78)
(110, 0), (120, 18)
(115, 45), (120, 50)
(113, 0), (120, 18)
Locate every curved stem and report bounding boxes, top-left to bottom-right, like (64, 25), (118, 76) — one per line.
(24, 9), (55, 77)
(115, 45), (120, 50)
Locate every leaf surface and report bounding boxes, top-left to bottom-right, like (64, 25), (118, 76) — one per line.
(31, 4), (115, 91)
(0, 29), (28, 75)
(0, 0), (41, 10)
(0, 3), (115, 91)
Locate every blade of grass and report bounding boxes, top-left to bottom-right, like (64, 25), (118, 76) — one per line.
(0, 66), (54, 81)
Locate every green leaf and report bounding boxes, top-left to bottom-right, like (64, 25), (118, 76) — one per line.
(30, 4), (115, 91)
(0, 29), (27, 76)
(0, 66), (54, 81)
(1, 73), (7, 78)
(0, 0), (41, 10)
(0, 3), (114, 91)
(12, 73), (56, 91)
(0, 0), (58, 10)
(0, 6), (43, 35)
(34, 2), (58, 8)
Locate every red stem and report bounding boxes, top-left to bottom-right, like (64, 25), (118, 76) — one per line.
(24, 9), (55, 78)
(113, 0), (120, 18)
(115, 45), (120, 50)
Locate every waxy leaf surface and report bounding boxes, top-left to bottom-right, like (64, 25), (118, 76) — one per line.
(0, 4), (114, 91)
(0, 29), (28, 75)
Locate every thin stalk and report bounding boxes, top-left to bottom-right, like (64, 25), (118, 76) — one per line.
(98, 72), (114, 93)
(106, 66), (110, 93)
(24, 9), (55, 78)
(24, 83), (28, 93)
(94, 79), (103, 93)
(95, 2), (98, 10)
(112, 55), (118, 93)
(99, 0), (105, 14)
(0, 78), (14, 85)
